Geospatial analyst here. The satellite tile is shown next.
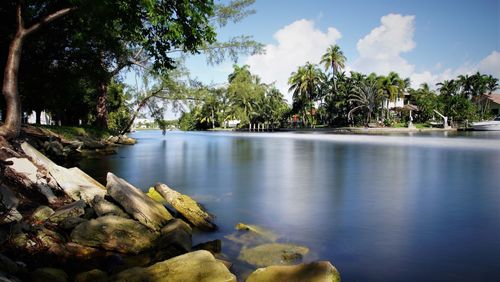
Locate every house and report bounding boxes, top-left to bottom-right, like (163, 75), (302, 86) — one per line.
(486, 94), (500, 116)
(384, 92), (410, 110)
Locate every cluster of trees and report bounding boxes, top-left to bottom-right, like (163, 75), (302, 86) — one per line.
(287, 45), (498, 127)
(179, 65), (289, 131)
(0, 0), (263, 139)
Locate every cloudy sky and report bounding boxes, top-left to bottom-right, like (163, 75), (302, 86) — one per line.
(185, 0), (499, 103)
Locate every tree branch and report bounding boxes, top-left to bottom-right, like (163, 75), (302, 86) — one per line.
(24, 7), (76, 36)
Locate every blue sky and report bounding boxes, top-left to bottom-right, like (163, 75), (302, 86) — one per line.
(182, 0), (499, 102)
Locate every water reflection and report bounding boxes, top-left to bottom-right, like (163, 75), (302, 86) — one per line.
(79, 131), (500, 281)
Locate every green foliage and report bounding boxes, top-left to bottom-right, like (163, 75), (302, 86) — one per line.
(40, 125), (111, 140)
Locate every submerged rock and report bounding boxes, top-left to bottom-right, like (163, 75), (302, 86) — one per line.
(238, 243), (309, 267)
(107, 173), (172, 231)
(246, 261), (341, 282)
(70, 215), (158, 254)
(225, 223), (278, 247)
(158, 219), (192, 253)
(154, 183), (216, 231)
(111, 250), (236, 282)
(193, 239), (222, 254)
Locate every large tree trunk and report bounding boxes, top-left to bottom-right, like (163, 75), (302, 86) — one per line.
(95, 81), (108, 128)
(0, 31), (24, 139)
(35, 109), (41, 125)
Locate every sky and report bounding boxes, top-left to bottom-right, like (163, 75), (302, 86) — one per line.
(183, 0), (500, 103)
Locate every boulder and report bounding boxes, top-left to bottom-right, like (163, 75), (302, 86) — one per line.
(0, 186), (22, 224)
(0, 209), (22, 224)
(158, 219), (192, 253)
(91, 195), (129, 218)
(107, 173), (172, 231)
(70, 215), (158, 254)
(31, 268), (68, 282)
(74, 269), (108, 282)
(111, 250), (236, 282)
(49, 200), (86, 223)
(0, 254), (19, 274)
(246, 261), (341, 282)
(193, 239), (222, 254)
(154, 183), (216, 231)
(238, 243), (309, 267)
(59, 217), (88, 230)
(31, 206), (54, 222)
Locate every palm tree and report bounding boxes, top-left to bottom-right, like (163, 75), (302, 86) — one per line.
(288, 63), (322, 127)
(348, 80), (378, 126)
(436, 80), (458, 96)
(320, 44), (347, 92)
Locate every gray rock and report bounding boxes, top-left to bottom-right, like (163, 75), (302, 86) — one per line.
(158, 219), (192, 253)
(91, 195), (129, 218)
(0, 185), (18, 210)
(116, 135), (136, 145)
(49, 166), (106, 204)
(49, 200), (86, 223)
(0, 209), (22, 224)
(59, 217), (87, 230)
(193, 239), (222, 254)
(154, 183), (216, 231)
(246, 261), (341, 282)
(31, 206), (54, 222)
(70, 215), (158, 254)
(111, 250), (236, 282)
(107, 173), (172, 231)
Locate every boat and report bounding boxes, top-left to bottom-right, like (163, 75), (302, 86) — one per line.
(472, 117), (500, 131)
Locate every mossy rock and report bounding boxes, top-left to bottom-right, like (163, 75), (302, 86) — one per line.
(74, 269), (108, 282)
(146, 187), (167, 204)
(31, 268), (68, 282)
(238, 243), (309, 267)
(246, 261), (341, 282)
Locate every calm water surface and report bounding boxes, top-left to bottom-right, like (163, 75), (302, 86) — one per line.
(79, 131), (500, 281)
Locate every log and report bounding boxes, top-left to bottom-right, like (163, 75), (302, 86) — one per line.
(154, 183), (216, 231)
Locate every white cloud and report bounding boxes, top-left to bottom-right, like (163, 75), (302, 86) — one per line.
(352, 14), (416, 77)
(245, 19), (341, 102)
(477, 51), (500, 78)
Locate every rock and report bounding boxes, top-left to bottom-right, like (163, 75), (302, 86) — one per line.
(31, 206), (54, 222)
(216, 259), (233, 270)
(107, 136), (119, 144)
(81, 139), (106, 150)
(116, 135), (136, 145)
(193, 239), (222, 254)
(49, 166), (106, 204)
(111, 250), (236, 282)
(238, 243), (309, 267)
(31, 268), (68, 282)
(59, 217), (87, 230)
(0, 272), (22, 282)
(74, 269), (108, 282)
(154, 183), (216, 231)
(246, 261), (341, 282)
(49, 200), (86, 223)
(5, 157), (57, 204)
(225, 223), (278, 247)
(0, 209), (22, 224)
(70, 215), (158, 254)
(146, 187), (167, 204)
(21, 142), (57, 171)
(107, 173), (172, 231)
(91, 195), (129, 218)
(0, 185), (18, 210)
(158, 219), (192, 253)
(43, 141), (65, 161)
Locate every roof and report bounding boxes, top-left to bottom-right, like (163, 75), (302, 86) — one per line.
(487, 94), (500, 105)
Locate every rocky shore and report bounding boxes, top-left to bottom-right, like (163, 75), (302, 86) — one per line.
(0, 135), (341, 281)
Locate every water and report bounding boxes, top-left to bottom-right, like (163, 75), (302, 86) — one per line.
(79, 131), (500, 281)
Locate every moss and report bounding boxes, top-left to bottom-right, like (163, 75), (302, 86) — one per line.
(39, 125), (112, 140)
(146, 187), (167, 204)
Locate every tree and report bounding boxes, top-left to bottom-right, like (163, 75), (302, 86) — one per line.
(288, 63), (323, 127)
(320, 44), (346, 93)
(1, 0), (219, 139)
(348, 80), (378, 126)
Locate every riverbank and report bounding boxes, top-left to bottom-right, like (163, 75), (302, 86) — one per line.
(0, 133), (341, 281)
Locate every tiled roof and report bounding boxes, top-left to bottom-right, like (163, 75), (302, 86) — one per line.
(487, 94), (500, 105)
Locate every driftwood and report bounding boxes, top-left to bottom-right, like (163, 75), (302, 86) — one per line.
(154, 183), (216, 231)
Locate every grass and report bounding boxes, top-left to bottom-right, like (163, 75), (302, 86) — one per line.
(39, 125), (112, 140)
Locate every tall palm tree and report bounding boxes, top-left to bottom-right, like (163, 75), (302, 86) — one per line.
(288, 63), (322, 127)
(436, 79), (458, 96)
(320, 44), (347, 92)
